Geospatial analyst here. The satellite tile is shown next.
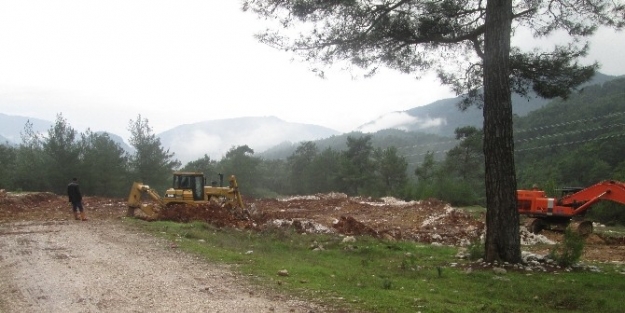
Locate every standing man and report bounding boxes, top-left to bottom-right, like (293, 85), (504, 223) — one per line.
(67, 177), (87, 221)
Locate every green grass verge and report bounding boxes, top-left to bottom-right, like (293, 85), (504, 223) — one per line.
(123, 218), (625, 313)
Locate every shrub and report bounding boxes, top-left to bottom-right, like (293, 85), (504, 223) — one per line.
(467, 239), (484, 261)
(549, 227), (585, 267)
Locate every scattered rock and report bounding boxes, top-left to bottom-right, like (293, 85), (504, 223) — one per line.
(341, 236), (356, 243)
(520, 227), (556, 245)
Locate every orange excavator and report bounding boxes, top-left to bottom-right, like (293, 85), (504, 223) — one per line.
(517, 180), (625, 235)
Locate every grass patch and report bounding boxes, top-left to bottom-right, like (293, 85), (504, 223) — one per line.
(596, 225), (625, 237)
(123, 218), (625, 313)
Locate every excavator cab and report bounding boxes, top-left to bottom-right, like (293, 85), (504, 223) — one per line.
(169, 172), (205, 201)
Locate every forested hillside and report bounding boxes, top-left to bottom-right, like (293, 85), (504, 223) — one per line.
(260, 128), (456, 173)
(514, 77), (625, 188)
(359, 73), (619, 136)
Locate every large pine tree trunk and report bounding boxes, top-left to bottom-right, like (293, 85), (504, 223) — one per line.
(483, 0), (521, 263)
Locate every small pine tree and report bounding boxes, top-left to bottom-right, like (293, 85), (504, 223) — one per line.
(549, 227), (585, 267)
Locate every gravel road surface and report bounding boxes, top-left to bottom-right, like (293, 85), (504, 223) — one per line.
(0, 220), (321, 313)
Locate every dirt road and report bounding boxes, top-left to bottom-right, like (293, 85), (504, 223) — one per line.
(0, 219), (320, 313)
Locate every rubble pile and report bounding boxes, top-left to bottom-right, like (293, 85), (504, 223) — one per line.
(246, 194), (486, 245)
(520, 227), (556, 245)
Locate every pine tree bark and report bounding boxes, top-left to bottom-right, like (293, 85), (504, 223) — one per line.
(483, 0), (522, 263)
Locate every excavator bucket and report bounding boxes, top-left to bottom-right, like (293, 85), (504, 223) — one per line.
(569, 220), (593, 236)
(126, 182), (165, 219)
(525, 218), (546, 234)
(126, 203), (161, 219)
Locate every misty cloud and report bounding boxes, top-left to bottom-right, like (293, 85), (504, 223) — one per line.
(158, 117), (339, 164)
(358, 111), (445, 133)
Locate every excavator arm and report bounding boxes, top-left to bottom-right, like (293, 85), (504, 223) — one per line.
(560, 180), (625, 215)
(127, 182), (165, 218)
(228, 175), (245, 209)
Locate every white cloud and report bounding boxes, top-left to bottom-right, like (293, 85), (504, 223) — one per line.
(358, 111), (446, 133)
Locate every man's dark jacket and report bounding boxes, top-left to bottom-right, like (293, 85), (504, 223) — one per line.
(67, 182), (82, 203)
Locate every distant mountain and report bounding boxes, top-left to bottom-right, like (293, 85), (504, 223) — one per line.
(0, 114), (134, 153)
(0, 114), (338, 163)
(0, 134), (11, 145)
(97, 131), (134, 154)
(0, 113), (52, 144)
(157, 116), (340, 164)
(357, 72), (620, 136)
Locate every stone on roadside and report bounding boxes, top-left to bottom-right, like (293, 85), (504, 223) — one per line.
(342, 236), (356, 243)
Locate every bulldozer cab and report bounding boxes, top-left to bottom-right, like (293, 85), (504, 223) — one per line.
(172, 172), (205, 201)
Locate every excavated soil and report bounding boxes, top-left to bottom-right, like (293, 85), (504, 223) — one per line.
(1, 191), (625, 312)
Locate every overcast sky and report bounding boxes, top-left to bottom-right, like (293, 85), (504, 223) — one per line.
(1, 0), (624, 140)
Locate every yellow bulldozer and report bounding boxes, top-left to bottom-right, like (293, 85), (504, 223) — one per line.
(126, 172), (246, 219)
